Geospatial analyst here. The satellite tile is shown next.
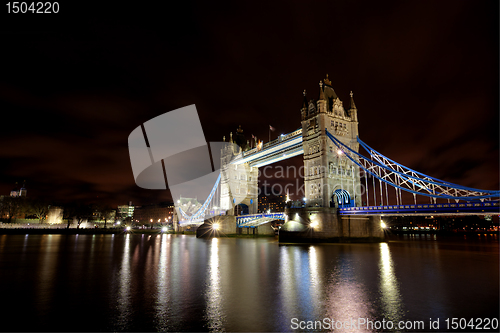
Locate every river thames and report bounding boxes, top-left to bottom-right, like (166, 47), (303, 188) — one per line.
(0, 233), (497, 332)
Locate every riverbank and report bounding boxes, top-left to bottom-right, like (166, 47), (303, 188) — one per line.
(0, 228), (277, 237)
(0, 228), (170, 235)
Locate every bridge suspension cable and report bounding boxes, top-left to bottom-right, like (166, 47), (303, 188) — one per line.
(178, 173), (221, 222)
(326, 129), (499, 202)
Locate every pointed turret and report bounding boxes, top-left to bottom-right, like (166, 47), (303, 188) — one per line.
(317, 81), (327, 113)
(301, 89), (308, 120)
(349, 91), (357, 110)
(348, 91), (358, 122)
(318, 80), (325, 100)
(302, 89), (308, 108)
(324, 74), (332, 86)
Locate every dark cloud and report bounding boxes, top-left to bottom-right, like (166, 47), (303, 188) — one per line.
(0, 1), (497, 205)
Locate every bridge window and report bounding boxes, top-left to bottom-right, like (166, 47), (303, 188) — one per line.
(240, 175), (246, 180)
(249, 176), (252, 181)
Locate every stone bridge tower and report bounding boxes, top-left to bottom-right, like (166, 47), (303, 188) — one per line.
(220, 126), (259, 216)
(301, 75), (362, 208)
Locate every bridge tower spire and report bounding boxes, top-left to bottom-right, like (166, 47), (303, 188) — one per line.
(301, 90), (308, 120)
(349, 90), (358, 122)
(301, 75), (361, 208)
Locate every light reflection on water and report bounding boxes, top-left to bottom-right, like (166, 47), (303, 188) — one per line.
(155, 234), (171, 331)
(324, 249), (373, 333)
(379, 242), (404, 323)
(205, 238), (225, 331)
(0, 234), (497, 332)
(116, 233), (131, 330)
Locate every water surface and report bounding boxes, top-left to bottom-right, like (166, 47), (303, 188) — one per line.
(0, 233), (497, 331)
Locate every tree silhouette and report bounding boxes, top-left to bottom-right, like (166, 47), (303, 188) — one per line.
(64, 203), (93, 229)
(27, 198), (51, 223)
(0, 196), (27, 223)
(96, 204), (115, 228)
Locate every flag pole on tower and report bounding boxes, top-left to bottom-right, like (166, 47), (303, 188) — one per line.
(269, 125), (275, 142)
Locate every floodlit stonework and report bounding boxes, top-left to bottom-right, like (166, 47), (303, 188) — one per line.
(301, 75), (362, 208)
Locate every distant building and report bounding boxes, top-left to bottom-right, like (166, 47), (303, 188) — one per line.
(91, 208), (116, 222)
(117, 201), (135, 221)
(258, 194), (285, 213)
(133, 202), (174, 225)
(1, 182), (27, 220)
(9, 181), (27, 197)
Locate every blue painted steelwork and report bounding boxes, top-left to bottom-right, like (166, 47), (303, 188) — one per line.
(333, 189), (353, 207)
(178, 173), (221, 223)
(339, 201), (499, 215)
(236, 212), (285, 228)
(357, 137), (496, 193)
(326, 130), (500, 201)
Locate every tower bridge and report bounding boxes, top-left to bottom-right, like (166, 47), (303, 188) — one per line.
(173, 75), (499, 242)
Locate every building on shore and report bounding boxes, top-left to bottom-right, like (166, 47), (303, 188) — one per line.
(117, 201), (135, 222)
(133, 202), (175, 226)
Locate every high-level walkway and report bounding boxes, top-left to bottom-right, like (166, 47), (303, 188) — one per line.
(230, 129), (303, 167)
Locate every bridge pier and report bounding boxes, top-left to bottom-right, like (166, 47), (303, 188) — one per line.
(279, 207), (384, 243)
(237, 224), (275, 235)
(196, 215), (277, 238)
(196, 215), (237, 238)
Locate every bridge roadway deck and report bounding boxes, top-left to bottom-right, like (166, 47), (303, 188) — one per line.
(236, 213), (285, 228)
(339, 201), (499, 216)
(181, 201), (498, 226)
(230, 129), (303, 168)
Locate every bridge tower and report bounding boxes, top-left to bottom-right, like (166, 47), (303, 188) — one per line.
(220, 126), (259, 216)
(301, 75), (362, 208)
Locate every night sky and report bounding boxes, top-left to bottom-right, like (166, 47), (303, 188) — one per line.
(0, 1), (498, 206)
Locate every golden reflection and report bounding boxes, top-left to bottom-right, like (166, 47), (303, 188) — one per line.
(0, 234), (6, 252)
(117, 234), (131, 329)
(206, 238), (224, 331)
(155, 234), (170, 330)
(308, 246), (323, 315)
(37, 235), (60, 307)
(379, 243), (404, 322)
